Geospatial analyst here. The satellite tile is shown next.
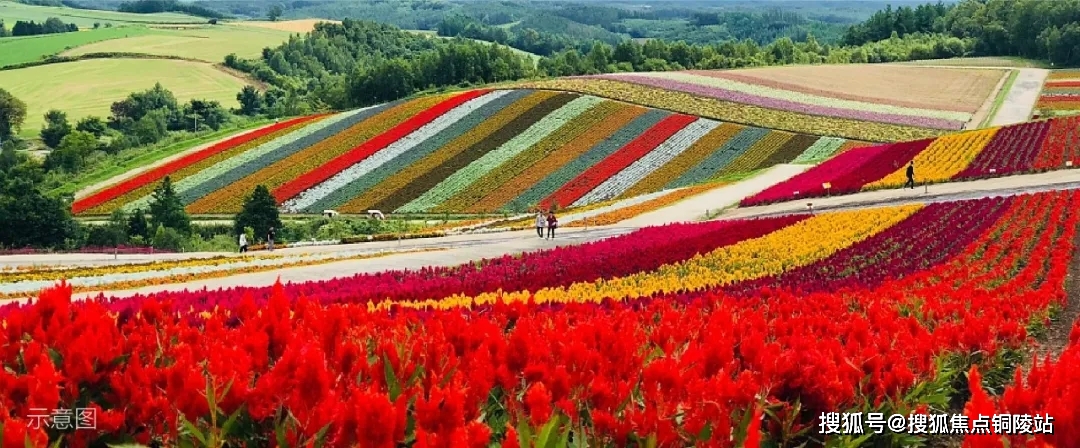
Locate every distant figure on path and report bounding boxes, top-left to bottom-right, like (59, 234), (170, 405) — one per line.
(267, 226), (276, 251)
(905, 161), (916, 189)
(239, 233), (248, 253)
(546, 212), (558, 239)
(535, 211), (546, 238)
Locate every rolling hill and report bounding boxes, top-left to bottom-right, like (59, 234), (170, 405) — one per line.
(517, 64), (1007, 142)
(72, 88), (865, 216)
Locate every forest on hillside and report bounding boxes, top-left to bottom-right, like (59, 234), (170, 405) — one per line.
(842, 0), (1080, 66)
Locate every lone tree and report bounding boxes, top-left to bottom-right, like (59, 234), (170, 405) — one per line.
(267, 4), (283, 21)
(234, 185), (281, 242)
(236, 85), (263, 116)
(40, 109), (72, 148)
(127, 208), (150, 240)
(0, 88), (27, 141)
(148, 176), (191, 236)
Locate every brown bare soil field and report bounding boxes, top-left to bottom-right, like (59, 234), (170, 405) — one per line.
(704, 65), (1004, 114)
(237, 19), (340, 33)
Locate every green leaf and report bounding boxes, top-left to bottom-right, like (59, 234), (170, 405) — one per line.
(383, 354), (402, 401)
(535, 416), (559, 448)
(206, 377), (218, 417)
(46, 347), (63, 367)
(276, 421), (289, 448)
(48, 435), (64, 448)
(107, 445), (153, 448)
(516, 419), (533, 448)
(697, 422), (713, 442)
(221, 404), (246, 436)
(312, 423), (332, 448)
(181, 417), (208, 447)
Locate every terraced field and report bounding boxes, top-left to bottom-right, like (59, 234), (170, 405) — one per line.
(72, 88), (865, 216)
(517, 65), (1005, 142)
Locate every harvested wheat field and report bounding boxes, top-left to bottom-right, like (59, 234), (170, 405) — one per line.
(710, 65), (1005, 113)
(237, 19), (341, 33)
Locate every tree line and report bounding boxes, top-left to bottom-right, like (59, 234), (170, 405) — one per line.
(223, 19), (535, 110)
(843, 0), (1080, 67)
(0, 17), (78, 37)
(116, 0), (228, 19)
(223, 16), (983, 112)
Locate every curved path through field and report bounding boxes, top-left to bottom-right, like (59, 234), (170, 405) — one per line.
(9, 165), (1080, 303)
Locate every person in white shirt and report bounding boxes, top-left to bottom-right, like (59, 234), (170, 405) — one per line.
(238, 233), (248, 253)
(535, 211), (546, 238)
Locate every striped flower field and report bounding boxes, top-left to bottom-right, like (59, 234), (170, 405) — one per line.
(741, 116), (1080, 206)
(1035, 69), (1080, 118)
(73, 88), (861, 216)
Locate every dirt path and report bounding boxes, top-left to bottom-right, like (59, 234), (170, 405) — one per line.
(990, 68), (1049, 126)
(966, 69), (1013, 129)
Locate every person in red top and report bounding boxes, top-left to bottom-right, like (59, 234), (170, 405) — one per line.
(546, 211), (558, 239)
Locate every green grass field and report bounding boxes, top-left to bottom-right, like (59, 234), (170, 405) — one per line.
(0, 58), (248, 137)
(0, 25), (155, 67)
(61, 24), (294, 61)
(0, 0), (205, 27)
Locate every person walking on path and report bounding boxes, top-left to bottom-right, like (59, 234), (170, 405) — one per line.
(905, 161), (916, 189)
(239, 233), (248, 253)
(535, 211), (546, 238)
(546, 211), (558, 240)
(267, 226), (276, 251)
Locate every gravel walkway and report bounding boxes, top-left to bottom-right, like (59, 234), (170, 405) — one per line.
(990, 68), (1049, 126)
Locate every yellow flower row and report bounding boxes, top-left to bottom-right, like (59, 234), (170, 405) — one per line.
(371, 204), (922, 310)
(0, 249), (445, 301)
(514, 79), (945, 142)
(567, 181), (728, 228)
(863, 127), (999, 190)
(435, 100), (624, 213)
(339, 91), (560, 213)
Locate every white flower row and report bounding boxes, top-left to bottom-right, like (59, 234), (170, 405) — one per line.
(284, 239), (341, 248)
(633, 72), (970, 121)
(398, 95), (605, 213)
(0, 248), (417, 295)
(280, 91), (513, 212)
(573, 118), (720, 206)
(121, 108), (370, 212)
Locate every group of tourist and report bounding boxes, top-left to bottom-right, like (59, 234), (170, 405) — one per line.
(238, 227), (275, 253)
(535, 210), (558, 239)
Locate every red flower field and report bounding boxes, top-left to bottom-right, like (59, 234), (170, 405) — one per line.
(1, 190), (1078, 447)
